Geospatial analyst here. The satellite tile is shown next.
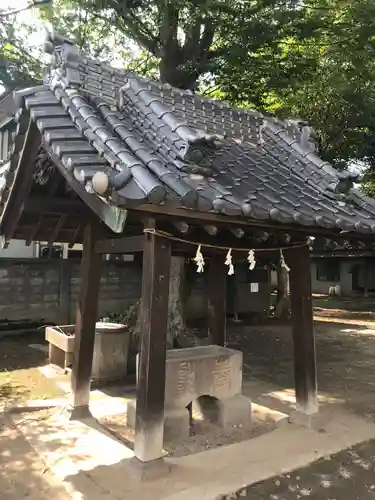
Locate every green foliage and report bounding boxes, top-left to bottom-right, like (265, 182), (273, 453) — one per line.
(2, 0), (375, 193)
(0, 18), (43, 90)
(101, 301), (140, 333)
(215, 0), (375, 173)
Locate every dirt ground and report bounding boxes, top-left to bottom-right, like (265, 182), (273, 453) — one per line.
(0, 415), (70, 500)
(0, 332), (64, 410)
(229, 318), (375, 419)
(2, 296), (375, 497)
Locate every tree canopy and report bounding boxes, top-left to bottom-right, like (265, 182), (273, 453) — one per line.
(1, 0), (375, 187)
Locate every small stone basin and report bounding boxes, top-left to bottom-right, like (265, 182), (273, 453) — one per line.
(45, 322), (131, 382)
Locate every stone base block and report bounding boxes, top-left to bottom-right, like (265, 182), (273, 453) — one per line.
(127, 401), (190, 443)
(127, 400), (136, 428)
(63, 404), (92, 421)
(193, 394), (251, 428)
(289, 410), (322, 430)
(164, 407), (190, 442)
(127, 457), (171, 481)
(49, 344), (72, 370)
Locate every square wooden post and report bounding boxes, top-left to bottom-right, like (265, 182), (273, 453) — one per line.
(207, 256), (227, 346)
(133, 220), (171, 474)
(288, 244), (318, 418)
(69, 222), (102, 418)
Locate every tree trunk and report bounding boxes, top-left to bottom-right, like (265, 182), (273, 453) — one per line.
(167, 256), (187, 348)
(274, 262), (290, 319)
(159, 59), (198, 91)
(167, 256), (206, 348)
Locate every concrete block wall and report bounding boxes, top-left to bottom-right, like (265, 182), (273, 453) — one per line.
(67, 260), (142, 323)
(0, 259), (61, 323)
(0, 257), (271, 328)
(0, 258), (142, 326)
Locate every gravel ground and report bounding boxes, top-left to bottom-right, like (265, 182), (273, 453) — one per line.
(100, 412), (277, 458)
(221, 439), (375, 500)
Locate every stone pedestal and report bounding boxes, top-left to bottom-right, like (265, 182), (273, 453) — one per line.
(46, 323), (131, 382)
(193, 394), (251, 428)
(128, 402), (191, 442)
(127, 457), (171, 481)
(45, 325), (74, 370)
(128, 345), (251, 442)
(91, 322), (130, 382)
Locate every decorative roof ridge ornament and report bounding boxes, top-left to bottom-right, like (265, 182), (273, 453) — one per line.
(44, 28), (82, 89)
(283, 118), (318, 154)
(327, 170), (363, 207)
(45, 28), (76, 49)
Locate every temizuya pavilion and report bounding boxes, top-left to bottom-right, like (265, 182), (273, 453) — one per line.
(1, 31), (375, 475)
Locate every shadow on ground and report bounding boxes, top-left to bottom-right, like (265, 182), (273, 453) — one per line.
(0, 331), (48, 372)
(0, 415), (70, 500)
(228, 318), (375, 419)
(224, 438), (375, 500)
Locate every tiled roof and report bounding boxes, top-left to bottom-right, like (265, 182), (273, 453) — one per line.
(2, 30), (375, 235)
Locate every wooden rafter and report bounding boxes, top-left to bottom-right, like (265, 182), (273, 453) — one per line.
(48, 215), (67, 247)
(24, 195), (88, 216)
(1, 121), (41, 241)
(95, 235), (144, 255)
(25, 215), (44, 246)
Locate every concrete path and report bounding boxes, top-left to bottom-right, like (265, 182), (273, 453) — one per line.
(0, 416), (70, 500)
(10, 404), (375, 500)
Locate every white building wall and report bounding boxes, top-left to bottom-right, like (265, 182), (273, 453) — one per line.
(311, 259), (364, 295)
(0, 240), (37, 258)
(0, 241), (83, 259)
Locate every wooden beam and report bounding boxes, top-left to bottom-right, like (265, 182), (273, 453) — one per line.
(70, 222), (102, 416)
(134, 219), (171, 463)
(25, 215), (44, 246)
(173, 221), (189, 233)
(204, 225), (218, 236)
(47, 171), (63, 196)
(95, 235), (144, 254)
(207, 256), (227, 346)
(48, 215), (67, 247)
(58, 259), (71, 324)
(135, 205), (356, 239)
(288, 245), (318, 417)
(50, 150), (128, 234)
(230, 227), (245, 238)
(24, 196), (88, 216)
(68, 222), (83, 248)
(2, 121), (41, 241)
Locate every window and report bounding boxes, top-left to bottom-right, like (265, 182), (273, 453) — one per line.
(316, 260), (340, 281)
(39, 245), (63, 259)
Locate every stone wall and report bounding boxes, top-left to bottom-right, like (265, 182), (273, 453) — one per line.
(0, 258), (271, 328)
(0, 258), (142, 326)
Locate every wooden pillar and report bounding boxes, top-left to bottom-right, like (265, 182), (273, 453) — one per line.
(363, 260), (369, 298)
(288, 244), (318, 416)
(58, 259), (71, 324)
(207, 256), (227, 346)
(134, 220), (171, 464)
(70, 222), (102, 417)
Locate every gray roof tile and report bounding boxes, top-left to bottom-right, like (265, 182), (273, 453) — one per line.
(1, 31), (375, 236)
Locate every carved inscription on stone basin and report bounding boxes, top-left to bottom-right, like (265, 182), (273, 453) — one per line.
(128, 345), (250, 442)
(165, 345), (243, 408)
